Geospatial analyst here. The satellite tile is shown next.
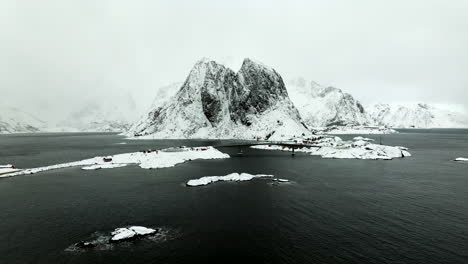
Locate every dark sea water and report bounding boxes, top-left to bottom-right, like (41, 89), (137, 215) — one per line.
(0, 130), (467, 264)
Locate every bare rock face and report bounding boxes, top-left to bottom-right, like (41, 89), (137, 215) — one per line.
(128, 58), (310, 139)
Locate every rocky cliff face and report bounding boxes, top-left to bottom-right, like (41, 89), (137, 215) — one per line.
(128, 58), (310, 139)
(367, 103), (468, 128)
(287, 78), (370, 127)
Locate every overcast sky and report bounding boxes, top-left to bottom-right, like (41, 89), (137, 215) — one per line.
(1, 0), (467, 121)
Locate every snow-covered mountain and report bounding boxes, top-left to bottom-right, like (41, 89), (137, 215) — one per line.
(0, 105), (46, 134)
(128, 58), (311, 139)
(287, 78), (370, 127)
(57, 95), (140, 132)
(368, 103), (468, 128)
(149, 82), (183, 109)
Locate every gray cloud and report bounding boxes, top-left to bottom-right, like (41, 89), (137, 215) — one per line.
(1, 0), (467, 122)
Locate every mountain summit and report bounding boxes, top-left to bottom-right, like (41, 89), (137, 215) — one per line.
(287, 78), (369, 127)
(128, 58), (310, 139)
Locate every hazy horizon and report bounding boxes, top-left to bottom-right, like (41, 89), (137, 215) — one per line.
(1, 0), (467, 122)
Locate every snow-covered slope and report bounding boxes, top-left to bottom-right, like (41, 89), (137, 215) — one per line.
(57, 95), (140, 132)
(128, 58), (311, 139)
(0, 105), (46, 134)
(149, 82), (183, 109)
(287, 78), (369, 127)
(368, 103), (468, 128)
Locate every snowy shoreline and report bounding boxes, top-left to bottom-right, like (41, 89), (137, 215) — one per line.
(251, 136), (411, 160)
(1, 146), (229, 178)
(315, 126), (398, 135)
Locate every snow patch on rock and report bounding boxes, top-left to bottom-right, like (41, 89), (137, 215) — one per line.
(110, 226), (157, 242)
(186, 172), (274, 186)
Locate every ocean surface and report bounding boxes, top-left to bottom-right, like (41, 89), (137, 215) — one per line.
(0, 129), (467, 264)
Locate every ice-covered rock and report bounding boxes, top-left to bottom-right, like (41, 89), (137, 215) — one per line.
(127, 58), (311, 140)
(186, 172), (274, 186)
(272, 178), (289, 182)
(252, 136), (411, 160)
(110, 226), (157, 242)
(454, 157), (468, 162)
(1, 146), (229, 178)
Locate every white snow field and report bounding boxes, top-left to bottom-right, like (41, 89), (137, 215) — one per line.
(186, 172), (274, 186)
(0, 146), (229, 178)
(252, 136), (411, 160)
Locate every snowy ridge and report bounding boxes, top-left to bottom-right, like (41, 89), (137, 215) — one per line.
(149, 82), (183, 109)
(368, 103), (468, 128)
(56, 94), (140, 132)
(0, 104), (46, 134)
(127, 58), (311, 140)
(287, 78), (370, 128)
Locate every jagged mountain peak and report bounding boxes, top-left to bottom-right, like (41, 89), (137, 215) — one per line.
(240, 58), (275, 73)
(287, 78), (369, 127)
(128, 58), (310, 139)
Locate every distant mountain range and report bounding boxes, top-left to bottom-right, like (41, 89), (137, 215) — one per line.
(56, 96), (139, 133)
(286, 78), (468, 129)
(367, 103), (468, 128)
(1, 59), (468, 135)
(0, 105), (46, 134)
